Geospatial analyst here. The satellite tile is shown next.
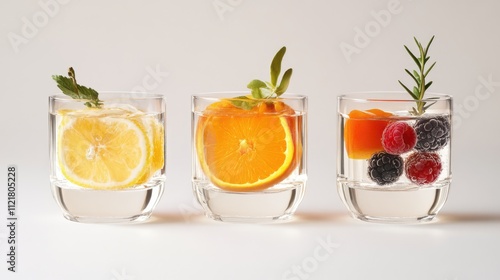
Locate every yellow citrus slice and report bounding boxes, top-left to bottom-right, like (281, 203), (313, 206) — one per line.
(196, 102), (296, 192)
(136, 116), (165, 184)
(58, 109), (151, 190)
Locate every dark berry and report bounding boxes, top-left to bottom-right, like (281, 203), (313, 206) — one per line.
(414, 116), (450, 151)
(382, 122), (417, 155)
(367, 152), (404, 185)
(405, 152), (442, 185)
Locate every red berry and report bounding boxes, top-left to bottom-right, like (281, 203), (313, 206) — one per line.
(405, 152), (442, 185)
(382, 122), (417, 155)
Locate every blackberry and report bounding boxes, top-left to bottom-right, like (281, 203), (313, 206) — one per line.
(367, 152), (404, 185)
(414, 116), (450, 151)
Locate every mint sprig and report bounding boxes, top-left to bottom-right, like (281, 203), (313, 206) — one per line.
(398, 36), (436, 115)
(232, 46), (293, 109)
(52, 67), (102, 108)
(248, 46), (293, 98)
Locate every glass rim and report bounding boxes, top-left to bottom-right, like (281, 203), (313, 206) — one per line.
(338, 91), (452, 102)
(49, 91), (165, 102)
(192, 91), (307, 101)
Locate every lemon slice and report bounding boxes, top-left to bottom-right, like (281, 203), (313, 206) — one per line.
(58, 109), (150, 190)
(150, 117), (165, 173)
(136, 116), (165, 184)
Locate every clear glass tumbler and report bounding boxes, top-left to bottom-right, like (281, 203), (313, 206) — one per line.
(337, 92), (452, 223)
(49, 92), (166, 223)
(192, 92), (307, 222)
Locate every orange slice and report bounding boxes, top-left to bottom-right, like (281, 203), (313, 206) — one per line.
(344, 108), (392, 159)
(196, 100), (297, 191)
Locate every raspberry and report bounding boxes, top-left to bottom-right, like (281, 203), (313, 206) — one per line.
(367, 152), (404, 185)
(382, 122), (417, 155)
(414, 116), (450, 151)
(405, 152), (442, 185)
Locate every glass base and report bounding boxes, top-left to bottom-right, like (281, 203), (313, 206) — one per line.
(193, 181), (306, 223)
(338, 181), (449, 224)
(61, 212), (154, 223)
(51, 181), (164, 223)
(353, 213), (437, 224)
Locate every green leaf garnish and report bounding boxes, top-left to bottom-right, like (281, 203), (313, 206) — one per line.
(231, 46), (293, 110)
(52, 67), (102, 108)
(247, 79), (267, 99)
(398, 36), (436, 115)
(275, 68), (293, 95)
(230, 96), (260, 110)
(270, 46), (286, 87)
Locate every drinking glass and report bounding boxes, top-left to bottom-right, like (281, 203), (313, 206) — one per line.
(192, 92), (307, 222)
(337, 92), (452, 223)
(49, 92), (166, 223)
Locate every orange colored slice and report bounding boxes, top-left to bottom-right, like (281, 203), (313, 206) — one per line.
(344, 109), (392, 159)
(196, 100), (299, 192)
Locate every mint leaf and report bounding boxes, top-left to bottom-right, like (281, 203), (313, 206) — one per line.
(247, 79), (267, 89)
(260, 88), (274, 98)
(247, 79), (267, 99)
(52, 75), (81, 99)
(235, 47), (294, 110)
(52, 68), (102, 108)
(270, 46), (286, 87)
(230, 96), (260, 110)
(250, 88), (263, 99)
(275, 68), (292, 95)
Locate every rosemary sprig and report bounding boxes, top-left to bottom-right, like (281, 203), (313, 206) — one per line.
(398, 36), (436, 115)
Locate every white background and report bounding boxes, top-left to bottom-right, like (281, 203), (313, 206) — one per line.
(1, 0), (500, 279)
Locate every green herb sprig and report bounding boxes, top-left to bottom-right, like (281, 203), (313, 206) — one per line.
(232, 46), (293, 110)
(398, 36), (436, 115)
(52, 67), (102, 108)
